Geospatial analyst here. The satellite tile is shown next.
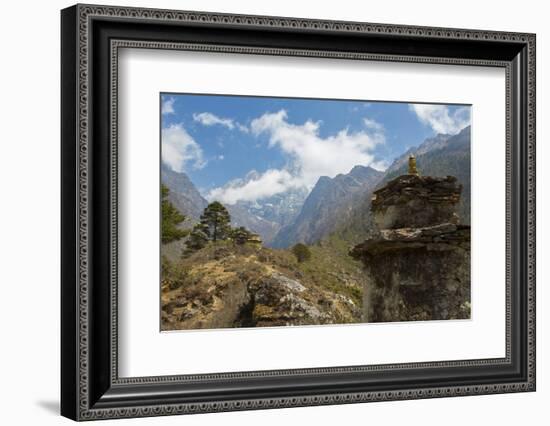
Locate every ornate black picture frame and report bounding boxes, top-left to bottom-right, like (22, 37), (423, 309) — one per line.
(61, 4), (536, 421)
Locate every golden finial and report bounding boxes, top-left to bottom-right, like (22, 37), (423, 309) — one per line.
(408, 154), (419, 176)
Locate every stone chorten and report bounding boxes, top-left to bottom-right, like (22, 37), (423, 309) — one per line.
(350, 160), (471, 322)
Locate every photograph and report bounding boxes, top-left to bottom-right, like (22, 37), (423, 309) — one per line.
(160, 94), (472, 331)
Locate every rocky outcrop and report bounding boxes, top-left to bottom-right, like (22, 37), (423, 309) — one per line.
(161, 257), (251, 330)
(350, 171), (471, 322)
(246, 272), (341, 327)
(161, 245), (361, 330)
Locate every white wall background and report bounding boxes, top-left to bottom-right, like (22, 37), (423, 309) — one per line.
(0, 0), (546, 424)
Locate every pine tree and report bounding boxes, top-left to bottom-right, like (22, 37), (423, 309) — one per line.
(230, 226), (253, 245)
(161, 184), (188, 244)
(291, 243), (312, 263)
(230, 227), (262, 246)
(199, 201), (232, 242)
(184, 223), (209, 254)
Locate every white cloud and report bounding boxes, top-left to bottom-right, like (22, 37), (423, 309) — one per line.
(208, 169), (299, 205)
(409, 104), (470, 135)
(370, 159), (390, 171)
(193, 112), (249, 132)
(236, 123), (249, 133)
(161, 124), (206, 172)
(193, 112), (234, 129)
(218, 155), (225, 160)
(251, 110), (383, 187)
(161, 97), (175, 115)
(363, 117), (384, 133)
(208, 110), (385, 204)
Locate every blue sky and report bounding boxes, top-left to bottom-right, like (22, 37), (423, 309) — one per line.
(161, 93), (470, 205)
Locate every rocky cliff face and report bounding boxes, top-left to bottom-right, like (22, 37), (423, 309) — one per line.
(161, 163), (209, 222)
(350, 172), (471, 322)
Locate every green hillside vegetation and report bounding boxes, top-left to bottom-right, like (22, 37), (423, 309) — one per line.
(300, 236), (365, 301)
(291, 243), (311, 263)
(165, 240), (360, 301)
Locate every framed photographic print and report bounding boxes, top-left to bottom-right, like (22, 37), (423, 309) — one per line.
(61, 4), (536, 421)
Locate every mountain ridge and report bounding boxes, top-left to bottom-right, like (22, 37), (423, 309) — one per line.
(271, 165), (384, 248)
(161, 163), (208, 223)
